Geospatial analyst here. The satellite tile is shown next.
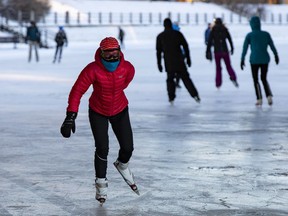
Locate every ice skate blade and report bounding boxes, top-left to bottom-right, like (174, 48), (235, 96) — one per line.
(130, 184), (140, 195)
(113, 162), (140, 195)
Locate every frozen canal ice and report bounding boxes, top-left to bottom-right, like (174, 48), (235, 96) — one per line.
(0, 30), (288, 215)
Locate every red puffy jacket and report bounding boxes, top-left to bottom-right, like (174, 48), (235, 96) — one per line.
(67, 48), (135, 116)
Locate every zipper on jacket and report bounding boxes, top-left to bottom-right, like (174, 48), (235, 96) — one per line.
(110, 72), (116, 116)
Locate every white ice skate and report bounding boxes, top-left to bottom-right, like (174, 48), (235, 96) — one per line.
(267, 96), (273, 106)
(113, 160), (140, 195)
(255, 99), (263, 106)
(95, 178), (108, 205)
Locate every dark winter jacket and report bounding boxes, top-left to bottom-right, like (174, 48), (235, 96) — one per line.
(156, 28), (190, 72)
(241, 16), (278, 64)
(206, 24), (233, 53)
(55, 30), (67, 46)
(67, 48), (135, 116)
(204, 27), (211, 45)
(118, 28), (125, 42)
(26, 26), (40, 42)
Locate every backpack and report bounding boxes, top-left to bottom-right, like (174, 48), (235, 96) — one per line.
(55, 31), (66, 45)
(27, 26), (41, 42)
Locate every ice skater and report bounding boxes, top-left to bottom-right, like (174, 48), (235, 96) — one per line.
(206, 18), (239, 89)
(156, 18), (200, 104)
(118, 26), (125, 49)
(60, 37), (138, 204)
(53, 26), (68, 63)
(204, 22), (212, 45)
(240, 16), (279, 106)
(26, 21), (41, 62)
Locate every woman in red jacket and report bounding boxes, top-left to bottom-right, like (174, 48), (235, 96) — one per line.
(60, 37), (138, 204)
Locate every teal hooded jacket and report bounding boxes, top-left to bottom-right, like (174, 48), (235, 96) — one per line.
(241, 16), (278, 64)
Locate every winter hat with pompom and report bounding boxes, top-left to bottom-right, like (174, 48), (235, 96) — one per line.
(100, 37), (120, 51)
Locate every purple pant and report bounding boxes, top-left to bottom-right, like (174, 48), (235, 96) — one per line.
(214, 52), (237, 88)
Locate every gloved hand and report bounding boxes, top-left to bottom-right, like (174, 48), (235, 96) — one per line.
(275, 55), (279, 65)
(206, 51), (212, 61)
(230, 48), (234, 55)
(158, 64), (163, 72)
(186, 57), (191, 67)
(240, 60), (245, 70)
(60, 112), (77, 138)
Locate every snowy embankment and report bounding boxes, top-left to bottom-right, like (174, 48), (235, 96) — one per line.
(47, 1), (288, 46)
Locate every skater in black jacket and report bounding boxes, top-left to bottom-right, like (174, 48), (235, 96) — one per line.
(26, 21), (41, 62)
(206, 18), (238, 89)
(156, 18), (200, 104)
(53, 26), (68, 63)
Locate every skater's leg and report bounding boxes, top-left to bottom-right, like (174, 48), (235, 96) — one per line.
(260, 64), (272, 97)
(34, 42), (39, 62)
(28, 42), (32, 62)
(178, 70), (200, 102)
(214, 52), (222, 88)
(53, 46), (59, 63)
(166, 71), (176, 102)
(89, 108), (109, 179)
(58, 45), (63, 62)
(110, 107), (139, 194)
(89, 108), (110, 203)
(251, 64), (263, 105)
(110, 107), (133, 164)
(223, 52), (237, 81)
(260, 64), (273, 105)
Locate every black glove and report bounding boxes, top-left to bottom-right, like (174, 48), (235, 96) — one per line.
(158, 64), (163, 72)
(186, 57), (191, 67)
(60, 112), (77, 138)
(230, 48), (234, 55)
(206, 51), (212, 61)
(275, 55), (279, 65)
(240, 60), (245, 70)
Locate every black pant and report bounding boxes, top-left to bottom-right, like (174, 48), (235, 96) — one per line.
(251, 64), (272, 100)
(167, 70), (199, 101)
(89, 107), (134, 178)
(54, 45), (64, 62)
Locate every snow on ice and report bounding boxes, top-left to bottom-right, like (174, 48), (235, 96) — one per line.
(0, 1), (288, 215)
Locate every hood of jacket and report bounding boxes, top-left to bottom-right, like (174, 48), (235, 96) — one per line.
(250, 16), (261, 31)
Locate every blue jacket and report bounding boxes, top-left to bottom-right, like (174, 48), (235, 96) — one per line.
(26, 26), (40, 42)
(241, 16), (278, 64)
(204, 27), (210, 45)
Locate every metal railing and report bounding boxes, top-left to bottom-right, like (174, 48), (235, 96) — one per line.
(1, 11), (288, 27)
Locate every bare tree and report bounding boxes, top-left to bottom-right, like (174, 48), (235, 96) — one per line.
(1, 0), (51, 23)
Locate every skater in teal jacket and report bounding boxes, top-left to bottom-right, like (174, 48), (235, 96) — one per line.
(241, 16), (279, 106)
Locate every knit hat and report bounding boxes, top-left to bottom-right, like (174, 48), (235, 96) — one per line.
(100, 37), (120, 51)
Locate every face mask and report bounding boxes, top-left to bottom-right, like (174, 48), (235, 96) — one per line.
(101, 58), (120, 72)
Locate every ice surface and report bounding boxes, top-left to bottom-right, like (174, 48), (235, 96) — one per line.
(0, 1), (288, 216)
